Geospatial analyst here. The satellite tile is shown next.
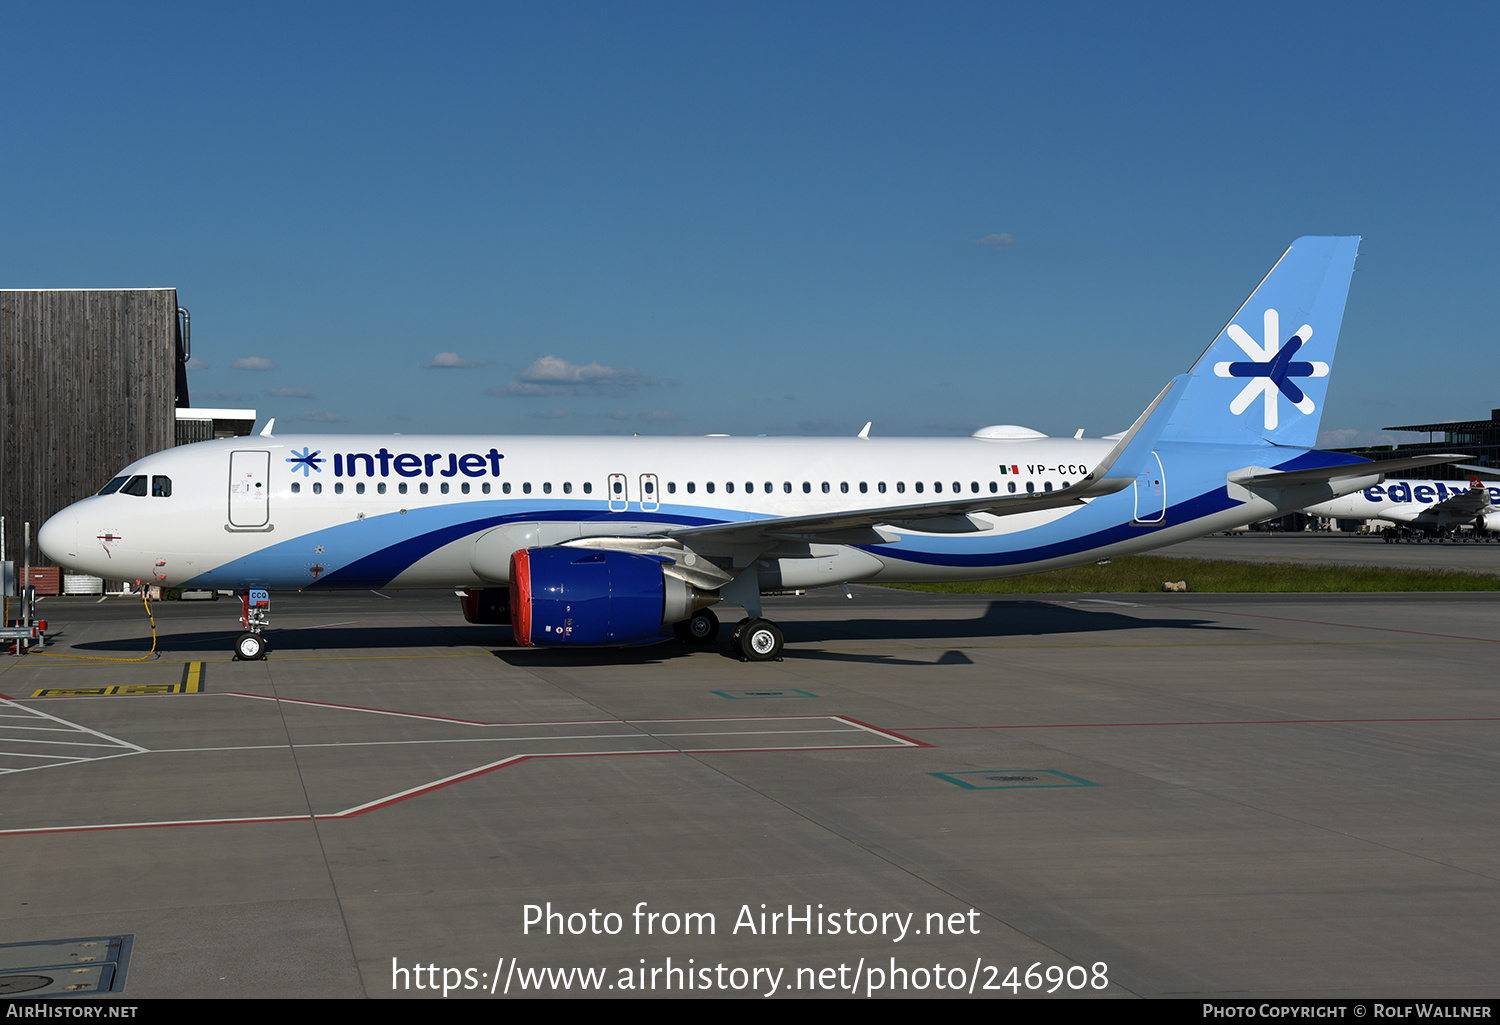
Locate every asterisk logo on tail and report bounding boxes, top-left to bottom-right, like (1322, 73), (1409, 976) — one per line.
(1214, 308), (1328, 430)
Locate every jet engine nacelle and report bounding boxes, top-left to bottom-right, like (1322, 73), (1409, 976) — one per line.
(1481, 512), (1500, 533)
(509, 546), (716, 646)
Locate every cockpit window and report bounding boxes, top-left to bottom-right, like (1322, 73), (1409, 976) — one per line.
(120, 475), (148, 497)
(98, 477), (128, 495)
(152, 475), (172, 497)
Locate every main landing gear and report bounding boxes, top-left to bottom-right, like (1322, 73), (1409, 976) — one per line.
(730, 617), (784, 662)
(672, 608), (785, 661)
(234, 589), (270, 661)
(673, 607), (721, 644)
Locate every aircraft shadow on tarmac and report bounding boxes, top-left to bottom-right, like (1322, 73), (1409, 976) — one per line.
(58, 600), (1238, 668)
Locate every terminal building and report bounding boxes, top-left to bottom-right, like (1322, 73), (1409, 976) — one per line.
(1, 289), (253, 593)
(1333, 409), (1500, 481)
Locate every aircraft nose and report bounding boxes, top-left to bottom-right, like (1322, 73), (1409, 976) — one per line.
(38, 507), (79, 564)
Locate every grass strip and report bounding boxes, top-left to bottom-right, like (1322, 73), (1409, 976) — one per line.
(880, 555), (1500, 594)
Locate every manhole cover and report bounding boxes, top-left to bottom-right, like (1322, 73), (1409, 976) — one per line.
(0, 975), (53, 995)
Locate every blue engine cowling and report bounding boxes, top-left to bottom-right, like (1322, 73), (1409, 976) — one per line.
(509, 546), (713, 646)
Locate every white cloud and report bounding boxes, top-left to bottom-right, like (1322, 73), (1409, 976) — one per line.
(266, 387), (315, 398)
(232, 356), (277, 371)
(973, 233), (1016, 247)
(185, 356), (210, 371)
(423, 352), (490, 368)
(492, 355), (658, 397)
(297, 410), (346, 422)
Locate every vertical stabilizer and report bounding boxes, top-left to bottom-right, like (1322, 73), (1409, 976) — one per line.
(1162, 236), (1359, 448)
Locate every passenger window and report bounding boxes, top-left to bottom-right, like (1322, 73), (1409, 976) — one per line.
(706, 482), (715, 494)
(523, 483), (532, 494)
(1026, 482), (1035, 493)
(764, 482), (773, 493)
(122, 476), (148, 496)
(725, 482), (734, 494)
(335, 482), (345, 495)
(821, 482), (830, 493)
(399, 482), (408, 495)
(378, 482), (388, 494)
(313, 482), (323, 495)
(357, 482), (366, 495)
(419, 482), (429, 494)
(859, 482), (867, 493)
(896, 482), (905, 494)
(483, 483), (492, 494)
(292, 482), (301, 494)
(543, 482), (551, 494)
(502, 483), (511, 494)
(783, 482), (792, 493)
(989, 482), (997, 493)
(878, 482), (886, 494)
(802, 482), (811, 493)
(1008, 482), (1016, 493)
(915, 482), (924, 493)
(563, 482), (572, 494)
(152, 476), (172, 497)
(98, 477), (128, 496)
(687, 482), (696, 494)
(1044, 481), (1053, 492)
(583, 482), (592, 494)
(933, 482), (941, 493)
(461, 482), (469, 494)
(667, 482), (676, 494)
(441, 482), (450, 494)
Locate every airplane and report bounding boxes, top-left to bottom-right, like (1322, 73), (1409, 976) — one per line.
(37, 236), (1460, 663)
(1303, 476), (1500, 540)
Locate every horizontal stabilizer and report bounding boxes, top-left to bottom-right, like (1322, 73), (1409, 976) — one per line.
(1227, 454), (1465, 487)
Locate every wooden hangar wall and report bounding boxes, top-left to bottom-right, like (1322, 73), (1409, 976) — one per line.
(0, 288), (184, 575)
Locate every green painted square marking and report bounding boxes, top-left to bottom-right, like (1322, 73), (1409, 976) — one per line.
(931, 770), (1098, 790)
(712, 689), (818, 700)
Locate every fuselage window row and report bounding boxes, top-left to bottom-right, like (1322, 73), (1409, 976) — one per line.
(282, 477), (1057, 499)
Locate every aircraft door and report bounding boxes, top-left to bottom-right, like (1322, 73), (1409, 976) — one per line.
(607, 473), (628, 513)
(1133, 452), (1166, 525)
(640, 473), (659, 512)
(229, 450), (271, 528)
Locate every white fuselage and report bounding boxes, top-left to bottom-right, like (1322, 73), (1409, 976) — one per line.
(39, 431), (1312, 592)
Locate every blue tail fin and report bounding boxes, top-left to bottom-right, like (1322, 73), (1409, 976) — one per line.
(1162, 236), (1360, 448)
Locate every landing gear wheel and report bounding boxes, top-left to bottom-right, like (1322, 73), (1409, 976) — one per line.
(737, 619), (783, 662)
(673, 608), (720, 644)
(234, 631), (267, 661)
(729, 617), (751, 658)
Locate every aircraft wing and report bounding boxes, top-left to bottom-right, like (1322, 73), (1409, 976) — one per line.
(668, 375), (1184, 548)
(1428, 483), (1495, 516)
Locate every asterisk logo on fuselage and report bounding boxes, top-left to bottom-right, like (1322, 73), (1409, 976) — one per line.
(1213, 308), (1328, 431)
(287, 448), (324, 476)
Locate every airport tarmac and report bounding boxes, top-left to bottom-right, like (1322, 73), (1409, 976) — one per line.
(1159, 530), (1500, 574)
(2, 579), (1498, 999)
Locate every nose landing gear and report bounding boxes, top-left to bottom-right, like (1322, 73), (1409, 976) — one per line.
(234, 589), (270, 660)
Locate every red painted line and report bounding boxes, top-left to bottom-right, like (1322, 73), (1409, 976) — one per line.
(902, 717), (1500, 730)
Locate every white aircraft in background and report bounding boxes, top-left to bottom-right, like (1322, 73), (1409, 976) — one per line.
(39, 237), (1457, 662)
(1304, 476), (1498, 539)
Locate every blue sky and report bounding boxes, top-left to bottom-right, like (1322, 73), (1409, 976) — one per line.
(5, 2), (1497, 445)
